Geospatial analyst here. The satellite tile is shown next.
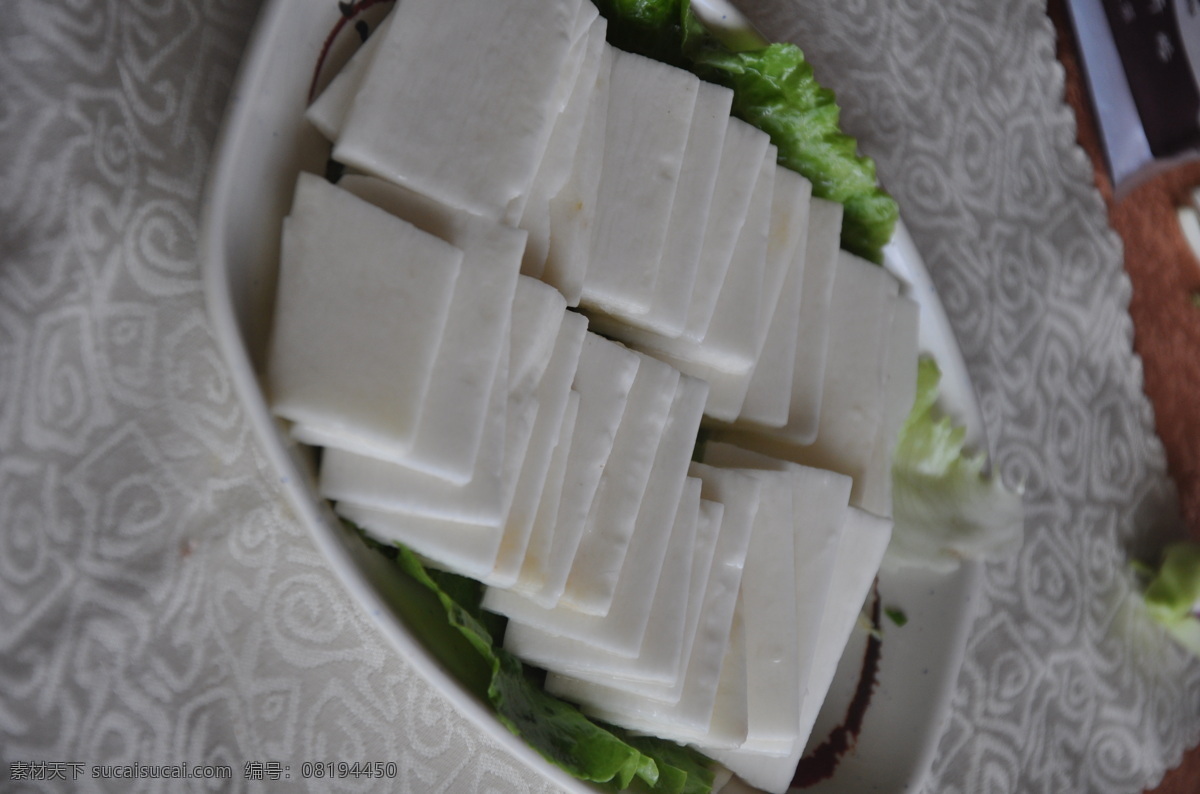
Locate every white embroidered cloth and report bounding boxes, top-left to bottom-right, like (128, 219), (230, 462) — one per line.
(1, 1), (1198, 792)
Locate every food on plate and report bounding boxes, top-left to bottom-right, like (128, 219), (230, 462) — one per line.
(266, 172), (463, 463)
(260, 0), (1024, 791)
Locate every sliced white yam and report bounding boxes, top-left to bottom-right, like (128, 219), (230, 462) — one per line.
(687, 146), (776, 374)
(685, 600), (750, 751)
(617, 158), (803, 390)
(529, 337), (646, 607)
(683, 118), (772, 342)
(284, 422), (358, 451)
(617, 489), (720, 691)
(268, 173), (461, 464)
(493, 375), (706, 659)
(342, 507), (488, 578)
(735, 257), (805, 428)
(606, 472), (704, 664)
(335, 174), (524, 483)
(568, 374), (707, 632)
(335, 0), (582, 224)
(586, 118), (771, 358)
(736, 263), (807, 429)
(559, 354), (681, 615)
(540, 487), (717, 698)
(552, 580), (747, 752)
(714, 251), (899, 511)
(700, 443), (859, 782)
(734, 169), (813, 427)
(579, 49), (700, 317)
(482, 312), (589, 587)
(581, 141), (777, 421)
(551, 0), (601, 114)
(488, 389), (580, 588)
(797, 508), (892, 750)
(501, 334), (640, 603)
(684, 167), (811, 425)
(527, 347), (675, 612)
(552, 604), (739, 753)
(638, 153), (778, 424)
(716, 197), (842, 443)
(781, 466), (855, 741)
(718, 753), (797, 794)
(651, 351), (754, 424)
(486, 389), (582, 586)
(699, 163), (810, 389)
(552, 464), (759, 735)
(520, 12), (606, 279)
(326, 329), (506, 554)
(781, 254), (897, 510)
(858, 294), (919, 518)
(580, 318), (746, 403)
(342, 303), (585, 580)
(305, 11), (394, 142)
(497, 474), (700, 668)
(543, 44), (614, 306)
(700, 479), (868, 794)
(319, 356), (510, 522)
(726, 469), (800, 753)
(318, 279), (565, 523)
(780, 197), (843, 443)
(509, 277), (569, 395)
(599, 80), (733, 337)
(760, 167), (813, 344)
(644, 81), (734, 336)
(337, 506), (499, 579)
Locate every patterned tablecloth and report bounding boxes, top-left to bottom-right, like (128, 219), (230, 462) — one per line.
(1, 1), (1198, 792)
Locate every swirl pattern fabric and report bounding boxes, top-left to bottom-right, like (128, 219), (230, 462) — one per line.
(0, 1), (1197, 793)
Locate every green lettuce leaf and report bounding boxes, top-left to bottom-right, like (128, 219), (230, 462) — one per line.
(591, 0), (687, 62)
(615, 729), (716, 794)
(590, 0), (898, 263)
(1141, 542), (1200, 657)
(887, 357), (1024, 571)
(361, 531), (714, 792)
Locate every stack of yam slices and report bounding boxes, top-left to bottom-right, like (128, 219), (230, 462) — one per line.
(267, 1), (920, 792)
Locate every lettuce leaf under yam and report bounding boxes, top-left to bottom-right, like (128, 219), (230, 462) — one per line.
(887, 357), (1024, 571)
(364, 533), (714, 792)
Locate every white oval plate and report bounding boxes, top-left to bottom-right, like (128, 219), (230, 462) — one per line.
(200, 2), (984, 792)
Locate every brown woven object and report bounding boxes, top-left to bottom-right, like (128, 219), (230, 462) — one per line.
(1048, 0), (1200, 790)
